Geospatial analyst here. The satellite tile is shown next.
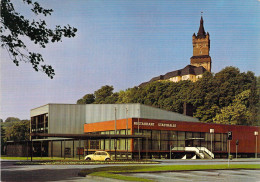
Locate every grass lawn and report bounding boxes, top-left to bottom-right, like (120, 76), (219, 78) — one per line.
(0, 156), (84, 161)
(79, 164), (260, 181)
(0, 156), (158, 165)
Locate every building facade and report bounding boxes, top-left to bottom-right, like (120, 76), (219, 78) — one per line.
(84, 117), (259, 159)
(139, 16), (211, 87)
(30, 103), (260, 159)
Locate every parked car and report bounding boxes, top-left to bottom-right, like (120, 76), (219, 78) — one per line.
(84, 151), (112, 161)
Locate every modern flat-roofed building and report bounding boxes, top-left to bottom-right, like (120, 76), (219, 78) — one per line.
(30, 103), (260, 159)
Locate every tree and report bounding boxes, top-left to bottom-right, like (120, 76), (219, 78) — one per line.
(256, 76), (260, 126)
(213, 90), (252, 125)
(248, 77), (259, 125)
(213, 67), (254, 108)
(117, 89), (134, 104)
(104, 93), (119, 104)
(76, 66), (258, 125)
(5, 120), (30, 141)
(77, 94), (95, 104)
(94, 85), (114, 104)
(5, 117), (20, 123)
(194, 104), (220, 123)
(188, 72), (217, 122)
(1, 126), (7, 154)
(1, 0), (77, 78)
(4, 117), (21, 129)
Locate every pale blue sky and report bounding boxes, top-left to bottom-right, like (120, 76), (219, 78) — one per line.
(1, 0), (260, 120)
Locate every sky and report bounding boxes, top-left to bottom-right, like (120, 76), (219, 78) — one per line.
(1, 0), (260, 121)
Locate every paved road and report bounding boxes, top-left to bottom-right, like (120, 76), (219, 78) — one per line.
(1, 160), (125, 182)
(1, 161), (87, 182)
(128, 169), (260, 182)
(154, 158), (260, 165)
(1, 159), (260, 181)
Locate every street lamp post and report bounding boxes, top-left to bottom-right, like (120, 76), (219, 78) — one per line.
(255, 131), (258, 159)
(126, 108), (128, 159)
(114, 107), (117, 160)
(114, 107), (117, 134)
(210, 129), (214, 158)
(137, 108), (141, 160)
(227, 131), (232, 167)
(235, 140), (239, 160)
(170, 145), (172, 160)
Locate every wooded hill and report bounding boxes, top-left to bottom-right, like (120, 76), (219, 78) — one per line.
(77, 67), (260, 126)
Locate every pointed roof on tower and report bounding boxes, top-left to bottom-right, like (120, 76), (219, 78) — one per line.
(197, 16), (206, 38)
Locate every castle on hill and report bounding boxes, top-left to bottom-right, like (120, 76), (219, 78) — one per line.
(139, 16), (212, 87)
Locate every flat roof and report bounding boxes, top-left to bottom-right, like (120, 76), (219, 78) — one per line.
(30, 133), (149, 140)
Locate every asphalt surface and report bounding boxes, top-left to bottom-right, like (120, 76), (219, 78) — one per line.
(1, 159), (260, 182)
(128, 169), (260, 182)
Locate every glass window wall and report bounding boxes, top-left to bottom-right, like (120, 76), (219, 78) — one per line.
(133, 129), (227, 152)
(86, 129), (228, 152)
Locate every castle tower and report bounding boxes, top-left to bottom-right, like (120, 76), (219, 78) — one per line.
(190, 16), (211, 72)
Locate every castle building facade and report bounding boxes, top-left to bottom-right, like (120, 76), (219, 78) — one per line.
(139, 16), (211, 87)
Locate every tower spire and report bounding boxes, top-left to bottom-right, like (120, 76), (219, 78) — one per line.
(197, 15), (206, 37)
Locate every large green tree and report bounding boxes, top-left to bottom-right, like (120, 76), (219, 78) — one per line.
(192, 67), (257, 123)
(254, 76), (260, 126)
(76, 67), (259, 126)
(1, 118), (30, 154)
(77, 94), (95, 104)
(1, 0), (77, 78)
(5, 117), (20, 123)
(213, 90), (252, 125)
(5, 120), (30, 141)
(4, 117), (21, 127)
(94, 85), (117, 104)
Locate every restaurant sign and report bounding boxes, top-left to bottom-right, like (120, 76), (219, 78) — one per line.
(134, 122), (176, 128)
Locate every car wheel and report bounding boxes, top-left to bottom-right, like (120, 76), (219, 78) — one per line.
(105, 158), (111, 161)
(86, 158), (91, 161)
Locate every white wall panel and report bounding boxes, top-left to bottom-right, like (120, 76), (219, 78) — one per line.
(49, 104), (86, 134)
(30, 105), (49, 117)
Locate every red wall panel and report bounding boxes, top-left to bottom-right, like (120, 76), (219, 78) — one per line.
(84, 118), (260, 154)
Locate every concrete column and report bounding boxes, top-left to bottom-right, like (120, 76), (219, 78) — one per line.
(60, 141), (62, 158)
(73, 140), (74, 158)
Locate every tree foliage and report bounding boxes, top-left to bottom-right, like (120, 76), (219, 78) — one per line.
(5, 120), (30, 142)
(191, 67), (257, 123)
(0, 0), (77, 78)
(77, 94), (95, 104)
(213, 90), (252, 125)
(94, 85), (117, 104)
(5, 117), (20, 123)
(1, 126), (7, 154)
(76, 67), (259, 126)
(1, 118), (30, 154)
